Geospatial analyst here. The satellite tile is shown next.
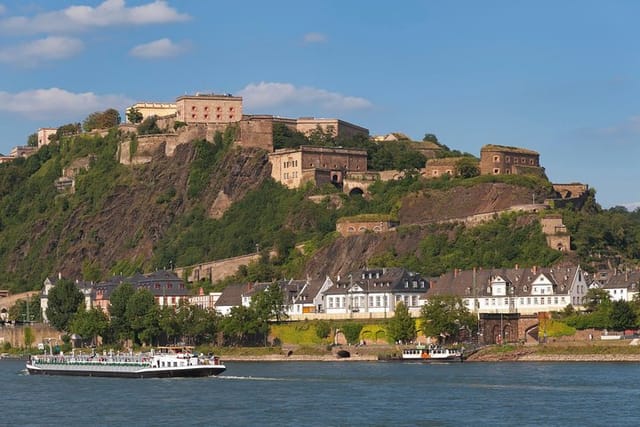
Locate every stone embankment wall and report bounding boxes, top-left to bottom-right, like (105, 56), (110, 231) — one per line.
(0, 324), (60, 348)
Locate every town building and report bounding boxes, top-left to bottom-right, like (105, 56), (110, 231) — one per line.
(269, 145), (368, 189)
(540, 215), (570, 252)
(599, 270), (640, 302)
(336, 214), (397, 236)
(479, 144), (543, 176)
(426, 264), (589, 317)
(295, 117), (369, 140)
(175, 93), (242, 124)
(125, 102), (177, 122)
(422, 157), (468, 179)
(37, 128), (57, 148)
(323, 268), (429, 317)
(10, 146), (37, 158)
(41, 270), (189, 320)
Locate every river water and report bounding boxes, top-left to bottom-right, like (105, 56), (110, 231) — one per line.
(2, 359), (638, 426)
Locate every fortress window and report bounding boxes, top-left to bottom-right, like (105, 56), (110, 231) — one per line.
(505, 156), (510, 162)
(493, 168), (500, 174)
(229, 115), (234, 120)
(216, 114), (221, 119)
(191, 114), (196, 119)
(529, 159), (534, 165)
(204, 114), (209, 119)
(216, 106), (221, 112)
(513, 158), (518, 163)
(493, 155), (500, 162)
(204, 106), (209, 112)
(229, 107), (234, 112)
(191, 106), (196, 111)
(521, 157), (526, 163)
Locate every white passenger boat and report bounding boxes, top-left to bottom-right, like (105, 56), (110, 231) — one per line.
(402, 344), (463, 362)
(26, 346), (226, 378)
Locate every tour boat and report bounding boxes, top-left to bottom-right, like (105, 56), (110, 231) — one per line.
(401, 344), (464, 362)
(26, 346), (226, 378)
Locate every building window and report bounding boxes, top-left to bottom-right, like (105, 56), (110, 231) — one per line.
(493, 168), (500, 174)
(505, 156), (510, 163)
(229, 115), (234, 120)
(216, 114), (221, 119)
(191, 114), (196, 119)
(493, 155), (500, 162)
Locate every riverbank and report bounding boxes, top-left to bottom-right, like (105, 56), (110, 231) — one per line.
(219, 342), (640, 363)
(465, 342), (640, 362)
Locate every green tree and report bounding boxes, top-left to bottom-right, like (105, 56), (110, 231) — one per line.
(70, 307), (109, 346)
(423, 133), (439, 143)
(46, 279), (84, 332)
(420, 295), (474, 344)
(9, 295), (41, 322)
(610, 300), (636, 331)
(27, 133), (38, 147)
(55, 123), (82, 139)
(583, 288), (610, 312)
(315, 320), (331, 339)
(109, 283), (135, 341)
(252, 283), (288, 323)
(125, 288), (157, 345)
(137, 116), (162, 135)
(83, 108), (121, 131)
(127, 107), (143, 124)
(455, 157), (480, 179)
(24, 326), (34, 349)
(221, 305), (264, 346)
(387, 301), (416, 344)
(340, 322), (363, 345)
(272, 122), (308, 149)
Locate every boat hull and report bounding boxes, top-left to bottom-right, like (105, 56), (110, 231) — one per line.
(26, 364), (226, 378)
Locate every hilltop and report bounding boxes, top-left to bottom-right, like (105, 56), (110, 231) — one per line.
(0, 120), (637, 293)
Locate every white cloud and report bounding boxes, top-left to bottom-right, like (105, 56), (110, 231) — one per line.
(238, 82), (373, 111)
(578, 115), (640, 145)
(0, 88), (133, 119)
(303, 32), (327, 44)
(0, 36), (83, 66)
(129, 38), (188, 59)
(0, 0), (189, 34)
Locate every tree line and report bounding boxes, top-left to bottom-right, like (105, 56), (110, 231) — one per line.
(45, 279), (288, 348)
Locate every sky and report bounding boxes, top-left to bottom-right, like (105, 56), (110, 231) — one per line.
(0, 1), (638, 209)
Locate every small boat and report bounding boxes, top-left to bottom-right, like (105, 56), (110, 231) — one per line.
(402, 344), (463, 362)
(26, 346), (226, 378)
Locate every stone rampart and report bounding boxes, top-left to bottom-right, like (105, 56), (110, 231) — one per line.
(175, 251), (277, 283)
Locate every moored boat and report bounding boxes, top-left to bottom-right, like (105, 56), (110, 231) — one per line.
(402, 344), (463, 362)
(26, 346), (226, 378)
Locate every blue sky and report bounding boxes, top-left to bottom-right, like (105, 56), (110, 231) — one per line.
(0, 1), (638, 208)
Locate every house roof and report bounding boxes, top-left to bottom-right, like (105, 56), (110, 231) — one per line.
(602, 271), (640, 290)
(427, 265), (580, 298)
(325, 267), (428, 295)
(215, 283), (247, 307)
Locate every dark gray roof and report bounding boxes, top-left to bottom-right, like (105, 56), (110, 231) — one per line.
(326, 267), (428, 295)
(215, 283), (247, 307)
(427, 265), (581, 298)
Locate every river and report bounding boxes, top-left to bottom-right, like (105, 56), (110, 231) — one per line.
(2, 359), (638, 426)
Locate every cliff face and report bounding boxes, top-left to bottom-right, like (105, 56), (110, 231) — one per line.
(303, 182), (539, 279)
(13, 144), (271, 280)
